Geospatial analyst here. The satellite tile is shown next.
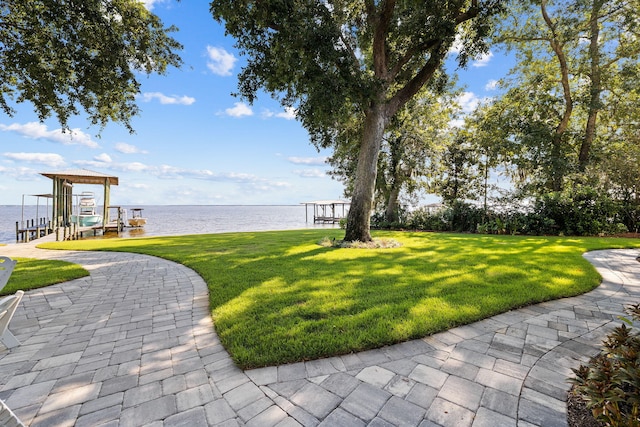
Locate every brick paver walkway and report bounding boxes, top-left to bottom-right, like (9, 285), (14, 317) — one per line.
(0, 243), (637, 426)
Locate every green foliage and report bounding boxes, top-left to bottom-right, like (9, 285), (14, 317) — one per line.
(532, 186), (624, 236)
(443, 201), (485, 233)
(0, 0), (182, 131)
(41, 230), (640, 368)
(370, 206), (410, 230)
(1, 258), (89, 296)
(210, 1), (504, 148)
(406, 207), (449, 231)
(381, 185), (634, 236)
(432, 131), (484, 205)
(571, 304), (640, 426)
(481, 0), (640, 195)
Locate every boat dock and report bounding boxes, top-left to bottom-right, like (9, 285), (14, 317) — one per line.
(303, 200), (350, 224)
(15, 194), (54, 242)
(13, 169), (123, 243)
(15, 218), (52, 243)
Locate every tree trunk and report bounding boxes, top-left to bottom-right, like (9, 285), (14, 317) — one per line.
(541, 0), (573, 192)
(550, 136), (564, 192)
(384, 135), (403, 224)
(385, 181), (402, 224)
(579, 0), (603, 170)
(344, 103), (386, 242)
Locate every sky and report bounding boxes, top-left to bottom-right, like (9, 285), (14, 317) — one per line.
(0, 1), (513, 206)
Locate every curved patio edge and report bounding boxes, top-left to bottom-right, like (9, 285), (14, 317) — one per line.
(0, 244), (636, 427)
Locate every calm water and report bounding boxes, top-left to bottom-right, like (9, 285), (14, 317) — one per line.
(0, 205), (339, 243)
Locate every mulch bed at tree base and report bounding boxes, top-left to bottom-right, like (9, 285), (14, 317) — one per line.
(567, 385), (604, 427)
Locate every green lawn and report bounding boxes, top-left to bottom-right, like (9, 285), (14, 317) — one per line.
(39, 230), (640, 368)
(2, 258), (89, 296)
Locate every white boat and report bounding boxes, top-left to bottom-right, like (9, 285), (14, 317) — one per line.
(71, 192), (102, 227)
(127, 208), (147, 227)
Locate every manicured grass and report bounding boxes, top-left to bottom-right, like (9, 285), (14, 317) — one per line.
(2, 258), (90, 296)
(40, 230), (640, 368)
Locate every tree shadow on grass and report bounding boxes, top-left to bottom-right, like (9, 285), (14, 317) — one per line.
(42, 230), (640, 368)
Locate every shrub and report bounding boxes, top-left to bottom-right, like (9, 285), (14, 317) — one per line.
(339, 217), (347, 229)
(532, 187), (620, 236)
(370, 207), (409, 230)
(443, 201), (485, 233)
(406, 207), (448, 231)
(618, 201), (640, 233)
(570, 303), (640, 426)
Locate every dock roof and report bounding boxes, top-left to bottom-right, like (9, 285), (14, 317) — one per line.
(40, 169), (119, 185)
(302, 200), (350, 205)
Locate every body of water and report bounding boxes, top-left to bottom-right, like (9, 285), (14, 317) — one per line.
(0, 205), (340, 243)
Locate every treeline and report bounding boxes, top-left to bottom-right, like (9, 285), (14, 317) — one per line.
(372, 186), (639, 237)
(329, 1), (640, 238)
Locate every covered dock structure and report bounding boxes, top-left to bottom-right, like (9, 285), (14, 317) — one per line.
(40, 169), (119, 241)
(15, 194), (54, 242)
(303, 200), (350, 224)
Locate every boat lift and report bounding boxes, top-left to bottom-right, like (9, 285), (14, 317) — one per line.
(302, 200), (350, 224)
(16, 194), (53, 242)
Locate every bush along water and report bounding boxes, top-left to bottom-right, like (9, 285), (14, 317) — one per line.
(570, 304), (640, 426)
(371, 186), (634, 236)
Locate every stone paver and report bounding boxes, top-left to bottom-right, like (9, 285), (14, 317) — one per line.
(0, 241), (638, 426)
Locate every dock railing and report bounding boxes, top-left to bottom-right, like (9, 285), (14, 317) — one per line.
(15, 218), (53, 243)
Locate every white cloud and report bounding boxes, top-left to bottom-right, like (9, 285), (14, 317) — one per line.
(141, 92), (195, 105)
(70, 156), (293, 193)
(224, 102), (253, 118)
(263, 107), (297, 120)
(448, 34), (464, 55)
(94, 153), (112, 163)
(206, 46), (237, 76)
(485, 79), (499, 91)
(448, 92), (491, 128)
(73, 159), (150, 173)
(293, 169), (326, 178)
(139, 0), (167, 10)
(126, 183), (150, 189)
(3, 152), (66, 168)
(456, 92), (484, 113)
(162, 167), (292, 191)
(113, 162), (149, 172)
(448, 34), (494, 67)
(0, 122), (99, 148)
(473, 51), (494, 67)
(448, 118), (465, 129)
(115, 142), (148, 154)
(288, 156), (327, 166)
(0, 165), (40, 181)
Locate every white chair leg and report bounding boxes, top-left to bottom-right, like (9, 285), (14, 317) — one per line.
(0, 291), (24, 350)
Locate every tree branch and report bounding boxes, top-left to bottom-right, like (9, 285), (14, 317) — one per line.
(386, 1), (480, 115)
(388, 38), (440, 80)
(386, 42), (445, 118)
(540, 0), (573, 137)
(372, 0), (396, 80)
(455, 0), (480, 24)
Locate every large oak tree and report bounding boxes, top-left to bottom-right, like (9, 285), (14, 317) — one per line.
(0, 0), (182, 132)
(211, 0), (505, 242)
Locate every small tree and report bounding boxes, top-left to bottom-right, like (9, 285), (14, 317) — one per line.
(433, 130), (483, 205)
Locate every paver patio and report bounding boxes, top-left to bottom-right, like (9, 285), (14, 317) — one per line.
(0, 242), (637, 426)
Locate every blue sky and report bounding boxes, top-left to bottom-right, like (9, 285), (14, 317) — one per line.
(0, 1), (511, 206)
